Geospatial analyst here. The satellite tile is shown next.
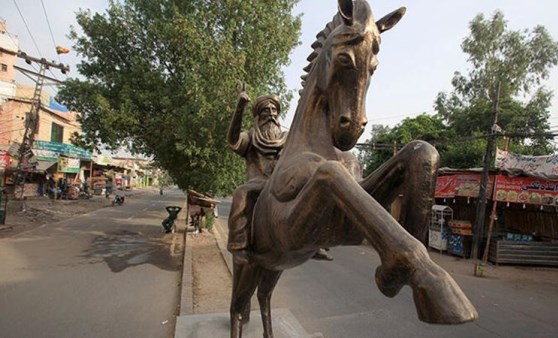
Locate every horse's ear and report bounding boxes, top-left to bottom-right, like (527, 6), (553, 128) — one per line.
(376, 7), (406, 33)
(338, 0), (354, 26)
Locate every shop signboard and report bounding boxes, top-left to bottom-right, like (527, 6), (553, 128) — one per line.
(494, 175), (558, 205)
(34, 140), (91, 159)
(455, 174), (494, 197)
(33, 149), (58, 162)
(436, 175), (458, 198)
(496, 148), (558, 179)
(58, 156), (80, 173)
(0, 150), (10, 169)
(435, 173), (494, 198)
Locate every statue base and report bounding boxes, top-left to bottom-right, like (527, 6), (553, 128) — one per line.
(175, 308), (320, 338)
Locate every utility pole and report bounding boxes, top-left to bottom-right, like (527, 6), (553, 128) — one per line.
(8, 49), (69, 199)
(471, 82), (501, 259)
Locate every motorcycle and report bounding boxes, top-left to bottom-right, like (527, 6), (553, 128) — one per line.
(112, 194), (125, 206)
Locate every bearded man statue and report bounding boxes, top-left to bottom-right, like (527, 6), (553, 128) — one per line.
(226, 90), (288, 265)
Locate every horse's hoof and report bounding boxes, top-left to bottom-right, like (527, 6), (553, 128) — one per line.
(375, 264), (405, 298)
(411, 265), (478, 324)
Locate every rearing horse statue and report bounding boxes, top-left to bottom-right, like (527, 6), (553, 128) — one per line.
(230, 1), (478, 337)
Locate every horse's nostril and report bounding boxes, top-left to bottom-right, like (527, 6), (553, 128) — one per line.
(340, 116), (351, 128)
(361, 120), (368, 129)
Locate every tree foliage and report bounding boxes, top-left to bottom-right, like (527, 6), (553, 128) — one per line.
(58, 0), (301, 194)
(435, 10), (558, 164)
(359, 114), (451, 174)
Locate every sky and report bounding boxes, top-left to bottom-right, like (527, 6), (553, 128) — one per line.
(2, 0), (558, 145)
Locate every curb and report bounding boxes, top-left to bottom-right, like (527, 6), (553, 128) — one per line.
(179, 233), (193, 316)
(212, 217), (234, 275)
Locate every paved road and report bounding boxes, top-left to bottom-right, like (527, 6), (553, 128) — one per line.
(215, 198), (558, 338)
(0, 189), (186, 338)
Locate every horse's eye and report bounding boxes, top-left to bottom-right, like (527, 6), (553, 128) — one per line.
(337, 53), (354, 68)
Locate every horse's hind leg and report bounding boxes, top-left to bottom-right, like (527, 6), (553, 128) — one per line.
(360, 140), (439, 244)
(257, 269), (283, 338)
(230, 262), (262, 338)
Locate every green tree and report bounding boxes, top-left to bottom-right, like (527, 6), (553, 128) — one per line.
(435, 11), (558, 167)
(359, 114), (450, 174)
(358, 124), (393, 175)
(58, 0), (301, 194)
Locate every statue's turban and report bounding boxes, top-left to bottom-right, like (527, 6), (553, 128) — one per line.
(252, 95), (281, 117)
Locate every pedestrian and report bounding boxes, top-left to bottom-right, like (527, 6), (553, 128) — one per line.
(105, 179), (113, 198)
(47, 176), (57, 199)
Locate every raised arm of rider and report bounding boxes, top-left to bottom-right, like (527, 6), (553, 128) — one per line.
(227, 91), (251, 153)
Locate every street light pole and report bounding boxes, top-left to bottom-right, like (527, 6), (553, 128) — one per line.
(471, 82), (501, 259)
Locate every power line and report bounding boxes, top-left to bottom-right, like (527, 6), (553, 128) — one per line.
(12, 0), (42, 57)
(2, 27), (20, 50)
(356, 131), (558, 151)
(0, 126), (27, 136)
(368, 110), (436, 123)
(40, 0), (61, 64)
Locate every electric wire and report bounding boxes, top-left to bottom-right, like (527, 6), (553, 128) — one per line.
(2, 27), (21, 52)
(0, 126), (27, 136)
(11, 0), (43, 58)
(40, 0), (61, 64)
(40, 0), (65, 82)
(368, 110), (436, 123)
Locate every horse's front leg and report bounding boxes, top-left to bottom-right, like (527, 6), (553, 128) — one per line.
(360, 140), (439, 244)
(286, 160), (477, 324)
(230, 263), (262, 338)
(257, 269), (283, 338)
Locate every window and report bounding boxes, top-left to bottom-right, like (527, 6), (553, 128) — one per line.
(51, 123), (63, 143)
(0, 63), (7, 72)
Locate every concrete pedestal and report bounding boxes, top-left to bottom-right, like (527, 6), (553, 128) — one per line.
(175, 308), (320, 338)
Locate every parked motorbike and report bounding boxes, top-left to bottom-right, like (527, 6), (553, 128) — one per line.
(112, 194), (125, 206)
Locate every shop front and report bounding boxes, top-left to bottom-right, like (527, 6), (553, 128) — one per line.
(5, 141), (93, 198)
(434, 169), (558, 266)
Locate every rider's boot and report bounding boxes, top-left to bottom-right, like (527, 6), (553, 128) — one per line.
(228, 212), (252, 265)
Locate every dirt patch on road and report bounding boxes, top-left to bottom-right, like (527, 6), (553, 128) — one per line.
(189, 230), (232, 314)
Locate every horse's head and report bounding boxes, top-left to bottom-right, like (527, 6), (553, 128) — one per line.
(305, 0), (405, 151)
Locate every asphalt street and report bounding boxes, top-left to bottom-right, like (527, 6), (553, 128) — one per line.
(0, 189), (187, 338)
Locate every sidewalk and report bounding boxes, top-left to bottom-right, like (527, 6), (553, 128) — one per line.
(177, 212), (232, 317)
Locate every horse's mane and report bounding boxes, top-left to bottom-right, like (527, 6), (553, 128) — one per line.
(300, 13), (344, 89)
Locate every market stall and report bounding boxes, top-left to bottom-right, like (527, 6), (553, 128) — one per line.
(434, 150), (558, 265)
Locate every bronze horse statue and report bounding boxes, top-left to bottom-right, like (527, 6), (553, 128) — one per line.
(229, 1), (478, 336)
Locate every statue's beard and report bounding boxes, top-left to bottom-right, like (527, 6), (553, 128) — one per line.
(258, 119), (282, 141)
